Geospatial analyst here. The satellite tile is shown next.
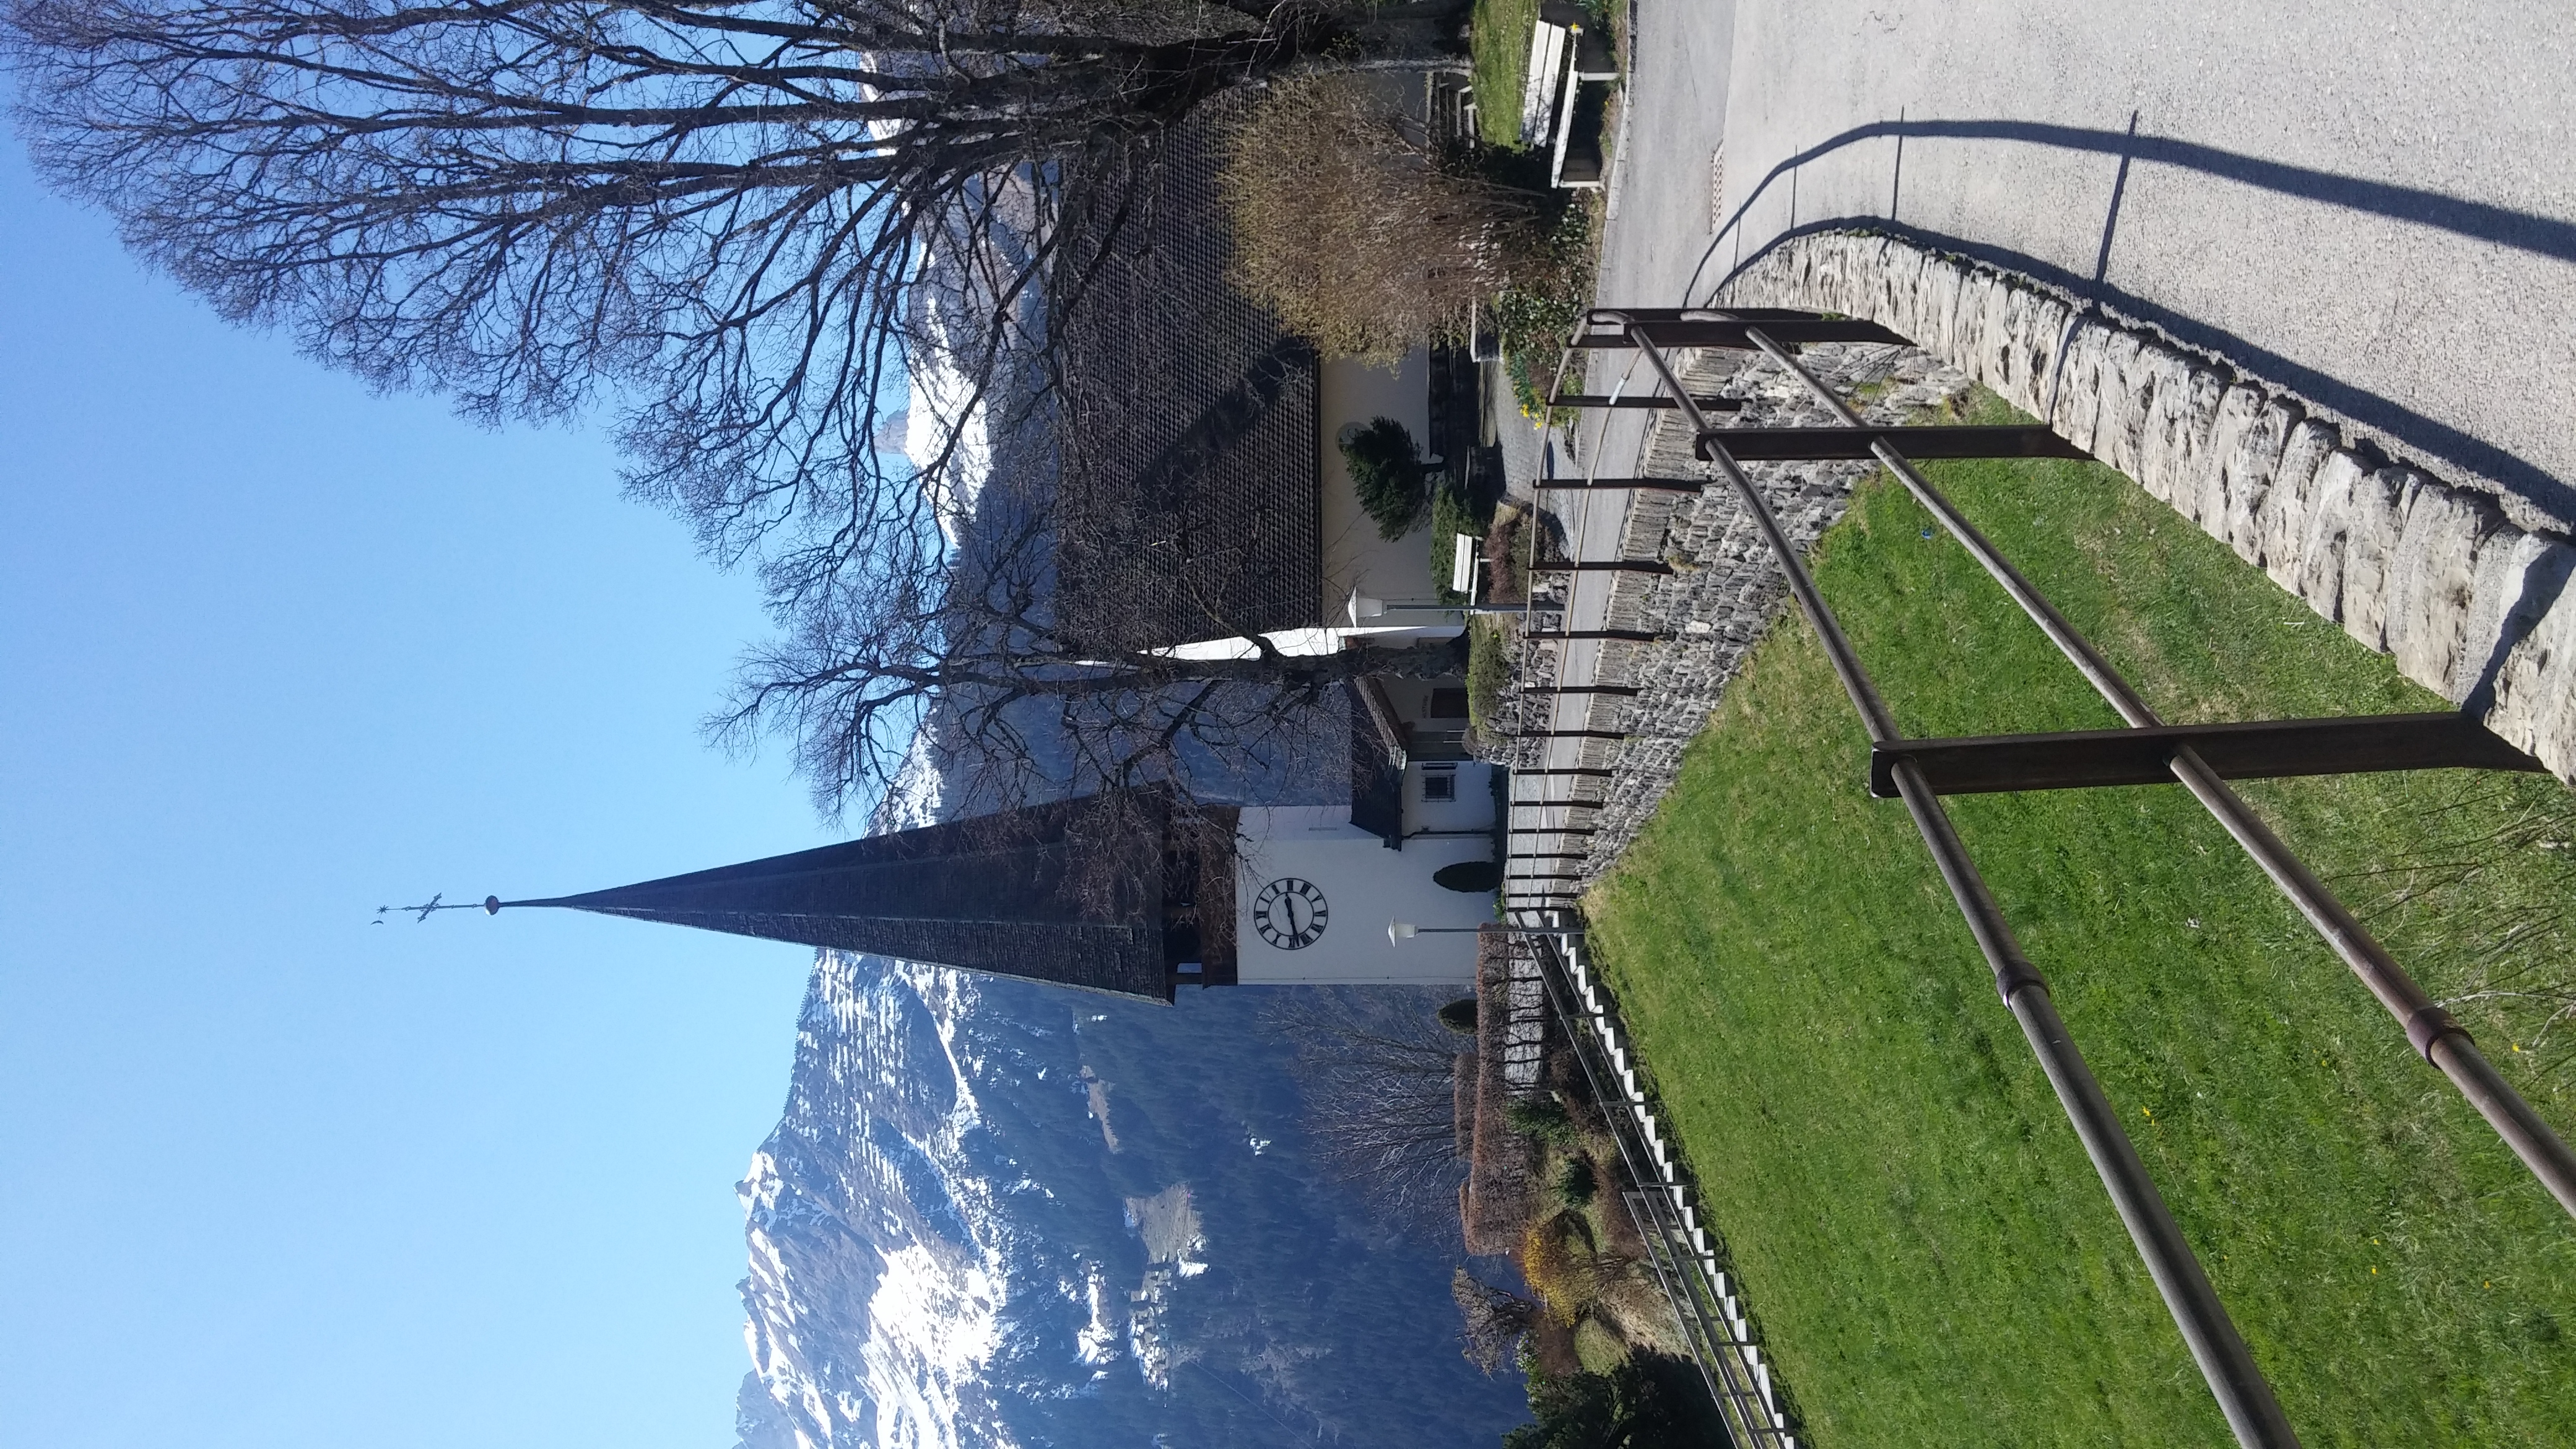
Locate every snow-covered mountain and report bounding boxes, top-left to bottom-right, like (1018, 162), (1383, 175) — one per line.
(728, 955), (1526, 1449)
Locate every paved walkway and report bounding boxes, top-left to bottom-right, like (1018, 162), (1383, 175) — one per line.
(1692, 0), (2576, 533)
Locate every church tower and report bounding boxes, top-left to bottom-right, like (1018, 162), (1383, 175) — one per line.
(490, 685), (1502, 1000)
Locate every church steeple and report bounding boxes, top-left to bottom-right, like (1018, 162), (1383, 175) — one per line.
(493, 790), (1238, 1002)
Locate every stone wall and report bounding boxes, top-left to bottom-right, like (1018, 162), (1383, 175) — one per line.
(1721, 232), (2576, 788)
(1498, 344), (1973, 871)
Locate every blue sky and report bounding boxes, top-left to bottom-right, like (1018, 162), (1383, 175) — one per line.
(0, 146), (837, 1448)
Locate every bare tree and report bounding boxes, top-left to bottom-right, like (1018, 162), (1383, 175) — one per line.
(1265, 988), (1474, 1237)
(716, 487), (1466, 819)
(1450, 1267), (1534, 1375)
(4, 0), (1469, 622)
(1220, 72), (1554, 360)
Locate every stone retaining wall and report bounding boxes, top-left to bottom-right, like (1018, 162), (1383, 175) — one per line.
(1721, 232), (2576, 788)
(1500, 345), (1972, 869)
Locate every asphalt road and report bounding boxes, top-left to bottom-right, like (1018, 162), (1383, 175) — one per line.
(1595, 0), (2576, 532)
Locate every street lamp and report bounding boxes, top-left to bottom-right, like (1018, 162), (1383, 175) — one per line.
(1387, 920), (1488, 944)
(1391, 920), (1585, 946)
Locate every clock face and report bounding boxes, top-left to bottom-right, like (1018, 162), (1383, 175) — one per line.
(1251, 877), (1330, 951)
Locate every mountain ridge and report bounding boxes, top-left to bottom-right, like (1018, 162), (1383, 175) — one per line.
(728, 954), (1526, 1449)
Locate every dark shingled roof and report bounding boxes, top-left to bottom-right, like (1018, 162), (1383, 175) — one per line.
(508, 791), (1237, 1002)
(1052, 118), (1321, 652)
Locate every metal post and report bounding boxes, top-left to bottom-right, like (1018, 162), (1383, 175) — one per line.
(1524, 684), (1643, 694)
(1746, 328), (2576, 1222)
(1615, 315), (2302, 1449)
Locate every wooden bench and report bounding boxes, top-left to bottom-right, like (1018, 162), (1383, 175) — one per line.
(1518, 3), (1617, 189)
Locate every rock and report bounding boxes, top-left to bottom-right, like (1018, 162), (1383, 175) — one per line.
(2460, 534), (2576, 710)
(2193, 383), (2269, 537)
(1721, 230), (2576, 785)
(2385, 486), (2506, 693)
(2216, 395), (2299, 565)
(1495, 341), (1976, 876)
(2288, 448), (2367, 622)
(2254, 419), (2339, 586)
(2336, 466), (2417, 653)
(2486, 571), (2576, 776)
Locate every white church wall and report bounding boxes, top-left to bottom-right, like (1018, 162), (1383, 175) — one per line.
(1318, 350), (1439, 620)
(1404, 760), (1496, 836)
(1234, 805), (1490, 985)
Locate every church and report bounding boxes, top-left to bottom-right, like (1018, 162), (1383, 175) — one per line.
(492, 776), (1498, 1001)
(497, 106), (1513, 1001)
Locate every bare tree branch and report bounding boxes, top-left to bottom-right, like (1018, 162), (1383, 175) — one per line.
(7, 0), (1474, 818)
(1265, 988), (1475, 1240)
(707, 479), (1466, 820)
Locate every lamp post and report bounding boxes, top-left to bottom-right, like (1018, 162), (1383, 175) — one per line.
(1390, 920), (1583, 951)
(1386, 920), (1489, 945)
(1401, 912), (1576, 938)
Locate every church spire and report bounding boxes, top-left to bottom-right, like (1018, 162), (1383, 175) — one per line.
(488, 790), (1238, 1002)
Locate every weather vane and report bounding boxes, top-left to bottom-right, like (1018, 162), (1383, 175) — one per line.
(372, 893), (503, 924)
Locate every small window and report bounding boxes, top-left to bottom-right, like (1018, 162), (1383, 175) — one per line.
(1427, 688), (1469, 720)
(1422, 769), (1457, 802)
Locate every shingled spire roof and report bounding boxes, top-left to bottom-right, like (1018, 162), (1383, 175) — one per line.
(499, 790), (1238, 1001)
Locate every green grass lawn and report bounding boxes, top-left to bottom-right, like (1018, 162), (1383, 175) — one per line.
(1585, 398), (2576, 1447)
(1469, 0), (1537, 148)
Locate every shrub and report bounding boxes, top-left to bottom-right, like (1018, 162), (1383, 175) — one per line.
(1340, 416), (1429, 539)
(1466, 616), (1512, 744)
(1437, 997), (1479, 1034)
(1506, 1093), (1579, 1146)
(1484, 507), (1529, 606)
(1504, 1357), (1731, 1449)
(1219, 76), (1560, 360)
(1555, 1154), (1599, 1208)
(1492, 204), (1598, 421)
(1516, 1213), (1601, 1324)
(1452, 1268), (1535, 1374)
(1572, 1316), (1627, 1375)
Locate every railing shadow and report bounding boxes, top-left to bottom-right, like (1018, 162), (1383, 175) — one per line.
(1683, 118), (2576, 523)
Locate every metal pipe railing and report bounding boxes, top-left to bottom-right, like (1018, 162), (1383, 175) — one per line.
(1743, 328), (2576, 1222)
(1609, 313), (2302, 1449)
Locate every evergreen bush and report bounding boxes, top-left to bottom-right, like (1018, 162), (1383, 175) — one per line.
(1505, 1094), (1579, 1146)
(1504, 1357), (1729, 1449)
(1339, 416), (1429, 539)
(1555, 1154), (1599, 1208)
